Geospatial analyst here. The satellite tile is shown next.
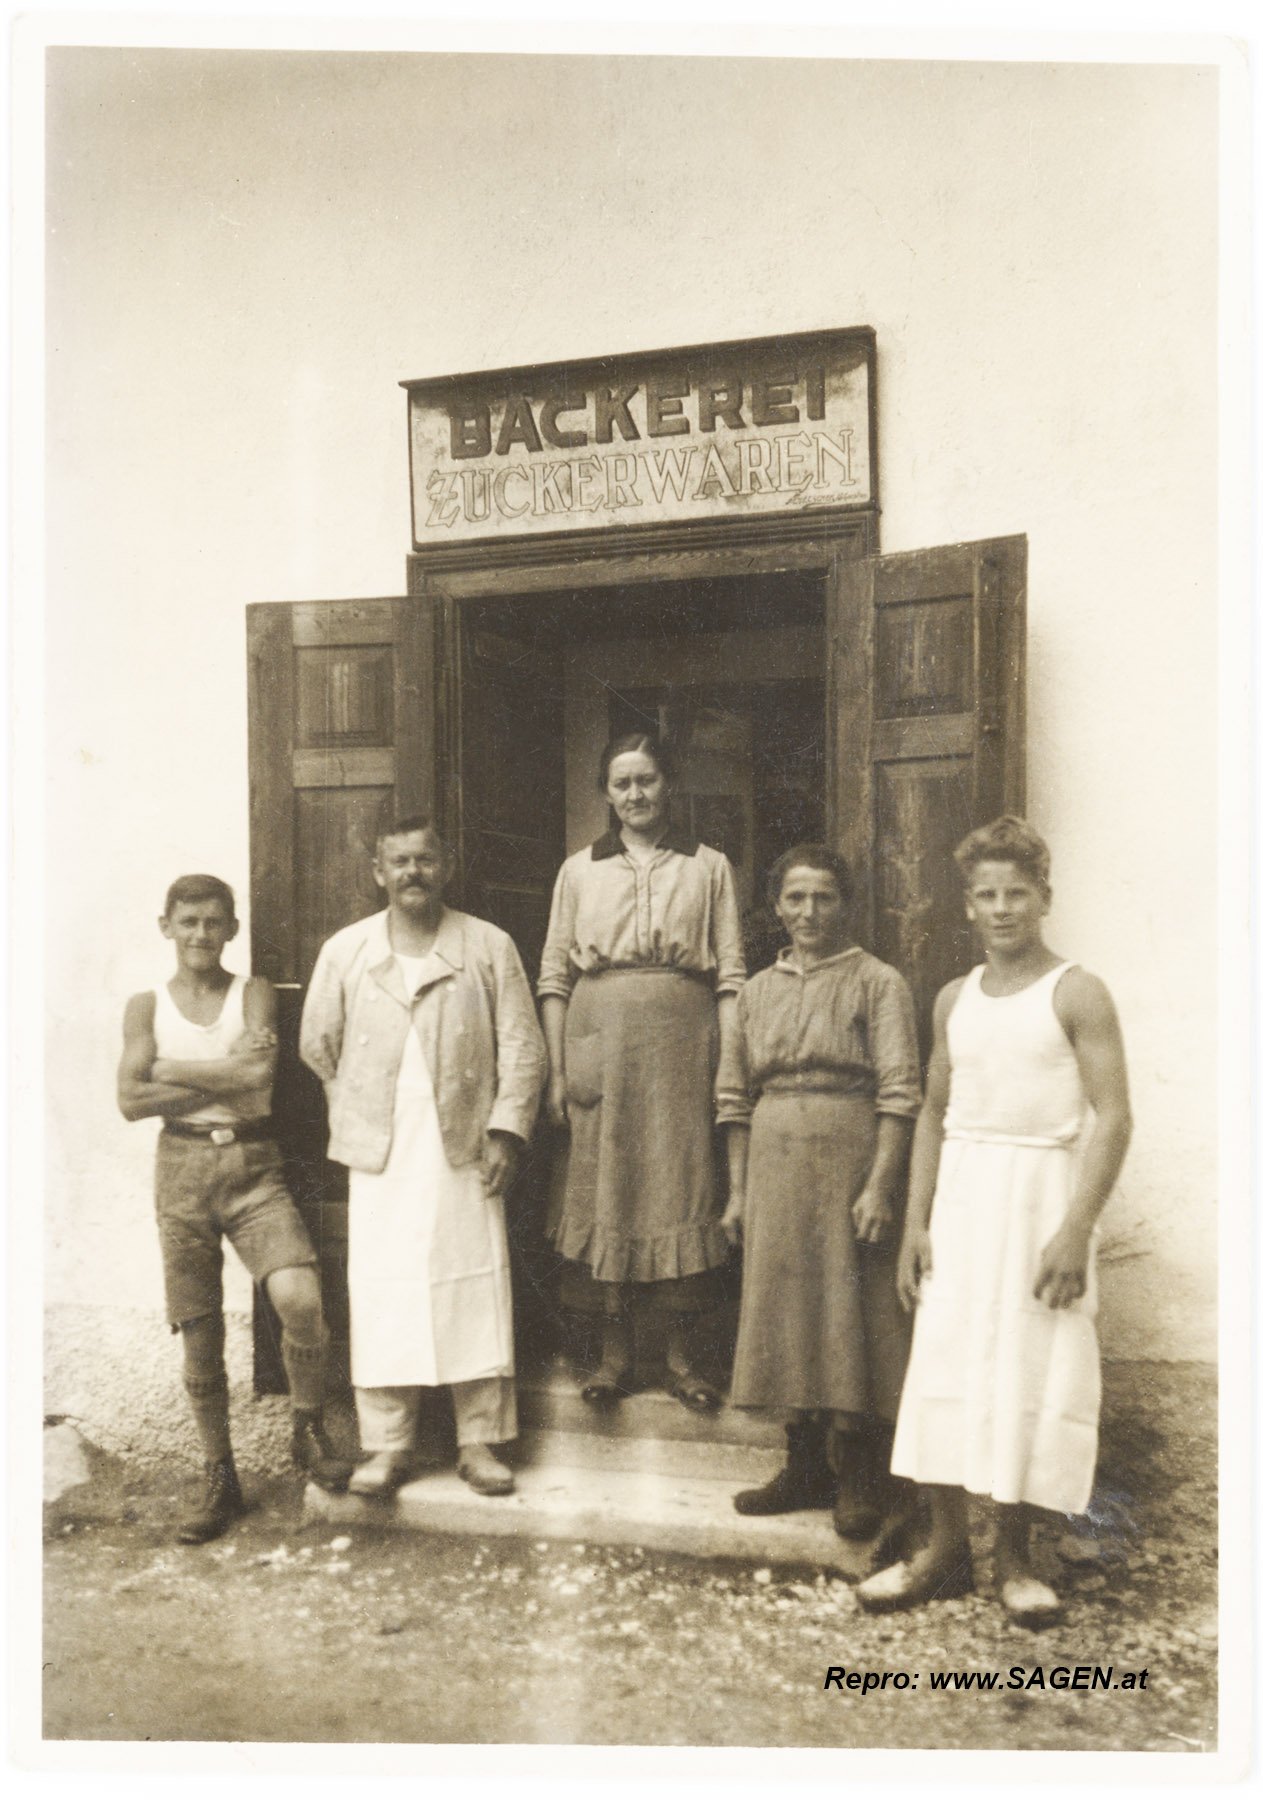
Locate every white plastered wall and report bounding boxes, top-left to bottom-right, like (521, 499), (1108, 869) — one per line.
(44, 50), (1218, 1428)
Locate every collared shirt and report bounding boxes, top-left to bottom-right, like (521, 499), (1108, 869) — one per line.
(299, 906), (546, 1175)
(716, 944), (922, 1125)
(536, 825), (746, 1001)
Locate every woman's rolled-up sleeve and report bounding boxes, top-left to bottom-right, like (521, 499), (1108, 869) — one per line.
(714, 984), (755, 1126)
(537, 860), (579, 1001)
(868, 965), (923, 1117)
(710, 853), (746, 995)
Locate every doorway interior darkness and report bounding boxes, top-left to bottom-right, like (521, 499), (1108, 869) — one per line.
(454, 569), (828, 988)
(453, 570), (828, 1379)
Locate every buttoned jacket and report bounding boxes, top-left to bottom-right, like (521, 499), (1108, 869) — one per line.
(299, 906), (546, 1175)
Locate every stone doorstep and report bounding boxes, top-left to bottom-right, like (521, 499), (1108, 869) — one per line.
(516, 1360), (785, 1451)
(303, 1428), (873, 1578)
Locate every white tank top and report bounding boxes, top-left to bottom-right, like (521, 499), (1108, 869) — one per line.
(943, 962), (1083, 1148)
(151, 975), (270, 1124)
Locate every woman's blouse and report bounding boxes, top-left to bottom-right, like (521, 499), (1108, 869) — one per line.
(537, 826), (746, 1001)
(716, 945), (922, 1125)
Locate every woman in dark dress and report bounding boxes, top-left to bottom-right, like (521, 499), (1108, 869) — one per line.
(719, 845), (920, 1537)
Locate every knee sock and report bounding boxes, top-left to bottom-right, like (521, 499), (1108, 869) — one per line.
(181, 1314), (231, 1461)
(183, 1369), (232, 1463)
(281, 1328), (327, 1414)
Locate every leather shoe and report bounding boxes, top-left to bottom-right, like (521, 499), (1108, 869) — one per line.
(347, 1451), (414, 1498)
(176, 1457), (246, 1545)
(832, 1481), (883, 1541)
(457, 1444), (515, 1496)
(999, 1575), (1062, 1629)
(291, 1409), (354, 1494)
(580, 1366), (635, 1406)
(667, 1373), (722, 1415)
(733, 1420), (833, 1515)
(855, 1551), (975, 1613)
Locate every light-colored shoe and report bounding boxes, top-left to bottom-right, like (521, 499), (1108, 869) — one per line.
(999, 1575), (1062, 1629)
(855, 1552), (974, 1613)
(347, 1451), (413, 1498)
(457, 1444), (515, 1497)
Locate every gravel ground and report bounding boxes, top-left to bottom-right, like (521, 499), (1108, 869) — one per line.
(42, 1380), (1217, 1753)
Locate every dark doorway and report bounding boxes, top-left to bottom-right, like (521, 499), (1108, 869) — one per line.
(451, 570), (828, 1379)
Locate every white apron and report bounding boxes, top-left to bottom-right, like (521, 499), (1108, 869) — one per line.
(347, 952), (514, 1389)
(890, 963), (1100, 1516)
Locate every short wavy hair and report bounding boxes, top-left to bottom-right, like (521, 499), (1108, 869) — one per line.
(953, 816), (1051, 889)
(162, 874), (236, 922)
(765, 843), (855, 911)
(375, 813), (444, 857)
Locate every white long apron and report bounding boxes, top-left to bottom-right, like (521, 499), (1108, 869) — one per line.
(347, 957), (514, 1389)
(890, 963), (1100, 1516)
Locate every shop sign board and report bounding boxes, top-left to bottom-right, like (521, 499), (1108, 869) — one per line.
(405, 328), (875, 549)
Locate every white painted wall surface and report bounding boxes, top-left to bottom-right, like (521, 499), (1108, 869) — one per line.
(45, 52), (1218, 1364)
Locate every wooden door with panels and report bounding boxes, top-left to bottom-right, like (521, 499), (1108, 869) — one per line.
(246, 596), (436, 1391)
(829, 534), (1027, 1055)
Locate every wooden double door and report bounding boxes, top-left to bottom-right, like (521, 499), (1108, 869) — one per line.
(247, 529), (1026, 1392)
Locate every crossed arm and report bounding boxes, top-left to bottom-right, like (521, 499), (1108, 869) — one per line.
(116, 980), (278, 1122)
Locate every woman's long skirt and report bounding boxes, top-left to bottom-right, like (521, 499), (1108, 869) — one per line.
(729, 1090), (910, 1418)
(549, 969), (728, 1286)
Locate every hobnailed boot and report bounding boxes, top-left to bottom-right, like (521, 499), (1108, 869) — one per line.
(176, 1457), (246, 1545)
(291, 1408), (354, 1493)
(733, 1420), (834, 1516)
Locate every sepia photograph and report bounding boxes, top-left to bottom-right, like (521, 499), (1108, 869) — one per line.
(13, 9), (1252, 1779)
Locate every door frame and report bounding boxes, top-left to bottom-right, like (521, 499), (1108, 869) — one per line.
(406, 509), (880, 870)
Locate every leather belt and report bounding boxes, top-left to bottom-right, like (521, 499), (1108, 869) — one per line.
(163, 1118), (275, 1146)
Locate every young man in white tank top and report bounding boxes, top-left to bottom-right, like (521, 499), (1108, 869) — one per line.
(118, 874), (352, 1543)
(857, 817), (1133, 1628)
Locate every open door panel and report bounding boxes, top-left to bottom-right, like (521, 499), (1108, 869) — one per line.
(828, 535), (1026, 1054)
(246, 595), (438, 1391)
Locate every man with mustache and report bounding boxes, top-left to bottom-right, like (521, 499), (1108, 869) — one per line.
(300, 816), (546, 1498)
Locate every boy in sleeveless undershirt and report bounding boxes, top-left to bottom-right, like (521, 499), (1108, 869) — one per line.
(857, 818), (1132, 1628)
(117, 874), (352, 1543)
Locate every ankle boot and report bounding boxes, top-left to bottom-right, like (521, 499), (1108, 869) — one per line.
(832, 1433), (881, 1539)
(177, 1456), (245, 1544)
(291, 1409), (354, 1493)
(734, 1420), (834, 1515)
(833, 1419), (895, 1540)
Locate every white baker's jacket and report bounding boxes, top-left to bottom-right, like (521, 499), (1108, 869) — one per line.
(300, 906), (545, 1388)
